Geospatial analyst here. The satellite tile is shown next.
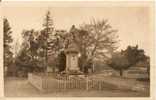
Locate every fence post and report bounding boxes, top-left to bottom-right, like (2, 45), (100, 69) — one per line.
(64, 78), (66, 91)
(58, 77), (60, 92)
(99, 80), (101, 91)
(86, 76), (89, 91)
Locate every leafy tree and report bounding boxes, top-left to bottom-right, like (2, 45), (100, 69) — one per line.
(3, 18), (13, 72)
(108, 53), (130, 76)
(15, 11), (64, 74)
(108, 45), (149, 76)
(15, 29), (44, 75)
(122, 45), (147, 66)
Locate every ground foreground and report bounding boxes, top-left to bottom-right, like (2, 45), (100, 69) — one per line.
(4, 77), (149, 97)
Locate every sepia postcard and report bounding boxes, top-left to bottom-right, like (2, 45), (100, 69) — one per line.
(0, 1), (155, 100)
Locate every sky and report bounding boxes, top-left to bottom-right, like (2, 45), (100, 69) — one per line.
(3, 6), (153, 56)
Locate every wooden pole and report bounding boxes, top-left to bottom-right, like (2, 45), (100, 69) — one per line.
(86, 76), (89, 91)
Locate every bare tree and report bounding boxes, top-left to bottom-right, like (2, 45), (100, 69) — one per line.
(67, 19), (119, 71)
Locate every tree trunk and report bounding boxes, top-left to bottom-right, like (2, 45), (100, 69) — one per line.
(119, 70), (123, 76)
(147, 66), (150, 79)
(45, 48), (48, 72)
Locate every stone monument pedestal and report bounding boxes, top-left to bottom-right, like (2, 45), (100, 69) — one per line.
(62, 41), (83, 76)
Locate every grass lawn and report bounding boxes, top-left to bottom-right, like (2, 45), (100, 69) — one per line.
(4, 77), (149, 97)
